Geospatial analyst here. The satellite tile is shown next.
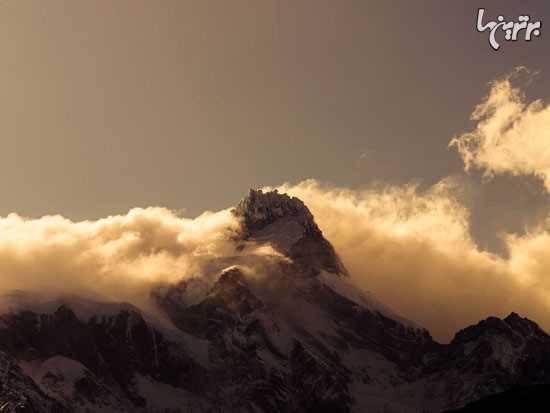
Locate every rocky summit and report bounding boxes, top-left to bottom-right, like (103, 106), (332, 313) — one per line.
(232, 189), (348, 276)
(0, 190), (549, 412)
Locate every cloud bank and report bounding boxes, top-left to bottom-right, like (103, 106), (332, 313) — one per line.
(0, 207), (239, 311)
(276, 179), (550, 342)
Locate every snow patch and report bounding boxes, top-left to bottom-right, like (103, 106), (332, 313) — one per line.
(20, 356), (87, 401)
(252, 215), (307, 252)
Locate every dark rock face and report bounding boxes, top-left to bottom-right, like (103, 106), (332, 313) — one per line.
(426, 312), (550, 409)
(3, 275), (550, 412)
(0, 305), (206, 412)
(0, 351), (69, 413)
(289, 341), (351, 413)
(0, 189), (549, 412)
(159, 268), (353, 412)
(233, 189), (313, 235)
(305, 281), (436, 370)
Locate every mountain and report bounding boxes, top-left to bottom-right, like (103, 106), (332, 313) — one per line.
(0, 189), (548, 412)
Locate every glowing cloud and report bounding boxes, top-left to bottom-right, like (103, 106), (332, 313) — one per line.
(275, 179), (550, 342)
(450, 67), (550, 190)
(0, 207), (239, 310)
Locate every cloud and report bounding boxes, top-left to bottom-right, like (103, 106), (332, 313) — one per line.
(0, 207), (240, 311)
(450, 66), (550, 190)
(275, 179), (550, 342)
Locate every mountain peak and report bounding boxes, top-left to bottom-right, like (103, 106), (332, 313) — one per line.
(53, 304), (78, 324)
(233, 189), (348, 276)
(451, 312), (547, 347)
(504, 312), (521, 321)
(233, 189), (314, 234)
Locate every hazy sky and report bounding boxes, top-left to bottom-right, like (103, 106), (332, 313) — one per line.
(1, 1), (550, 252)
(4, 1), (550, 340)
